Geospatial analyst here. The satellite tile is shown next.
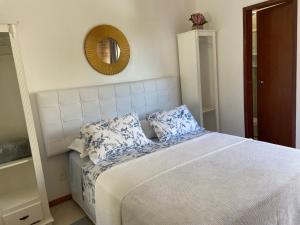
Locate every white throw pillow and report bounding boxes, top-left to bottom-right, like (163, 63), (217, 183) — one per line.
(83, 113), (151, 165)
(148, 105), (203, 142)
(68, 138), (88, 158)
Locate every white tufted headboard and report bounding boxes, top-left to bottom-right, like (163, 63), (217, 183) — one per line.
(36, 77), (181, 157)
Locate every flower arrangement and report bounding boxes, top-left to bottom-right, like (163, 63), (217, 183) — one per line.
(189, 13), (207, 30)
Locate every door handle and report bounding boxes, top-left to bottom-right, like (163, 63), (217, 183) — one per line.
(258, 80), (264, 85)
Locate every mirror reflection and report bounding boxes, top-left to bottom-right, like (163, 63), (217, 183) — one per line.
(97, 38), (120, 64)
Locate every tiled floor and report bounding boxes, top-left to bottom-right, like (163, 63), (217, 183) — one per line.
(51, 200), (86, 225)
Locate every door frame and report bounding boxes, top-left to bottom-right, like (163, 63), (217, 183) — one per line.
(243, 0), (297, 147)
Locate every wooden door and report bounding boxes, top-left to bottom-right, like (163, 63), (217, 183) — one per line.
(256, 0), (297, 147)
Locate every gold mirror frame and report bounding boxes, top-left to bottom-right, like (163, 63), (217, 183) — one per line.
(84, 25), (130, 75)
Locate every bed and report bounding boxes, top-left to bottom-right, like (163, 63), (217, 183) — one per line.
(36, 77), (300, 225)
(69, 130), (207, 223)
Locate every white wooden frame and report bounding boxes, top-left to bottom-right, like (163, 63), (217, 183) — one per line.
(1, 23), (53, 225)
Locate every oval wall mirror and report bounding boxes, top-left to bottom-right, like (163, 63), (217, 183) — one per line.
(84, 25), (130, 75)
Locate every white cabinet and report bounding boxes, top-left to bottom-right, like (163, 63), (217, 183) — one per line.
(0, 24), (53, 225)
(177, 30), (220, 131)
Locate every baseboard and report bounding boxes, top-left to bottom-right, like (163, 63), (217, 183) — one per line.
(49, 194), (72, 207)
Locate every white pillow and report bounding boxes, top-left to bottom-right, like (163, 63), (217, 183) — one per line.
(140, 119), (157, 139)
(148, 105), (203, 142)
(68, 138), (88, 158)
(84, 113), (151, 164)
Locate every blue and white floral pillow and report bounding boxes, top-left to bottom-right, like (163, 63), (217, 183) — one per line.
(80, 120), (107, 150)
(81, 112), (151, 165)
(147, 105), (204, 142)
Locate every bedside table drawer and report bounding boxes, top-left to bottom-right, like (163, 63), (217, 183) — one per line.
(2, 201), (43, 225)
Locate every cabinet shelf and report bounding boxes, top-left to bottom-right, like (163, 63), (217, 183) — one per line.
(0, 157), (32, 171)
(0, 186), (40, 212)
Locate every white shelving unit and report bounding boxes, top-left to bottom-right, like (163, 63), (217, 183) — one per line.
(177, 30), (220, 131)
(0, 24), (53, 225)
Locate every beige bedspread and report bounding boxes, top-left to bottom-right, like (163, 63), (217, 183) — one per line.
(95, 133), (300, 225)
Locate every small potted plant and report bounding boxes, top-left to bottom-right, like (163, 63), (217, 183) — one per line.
(189, 13), (207, 30)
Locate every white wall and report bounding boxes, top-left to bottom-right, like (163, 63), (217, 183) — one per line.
(0, 53), (28, 142)
(0, 0), (196, 200)
(196, 0), (300, 146)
